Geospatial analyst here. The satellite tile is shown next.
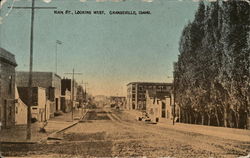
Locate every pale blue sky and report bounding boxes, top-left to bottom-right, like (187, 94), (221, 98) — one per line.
(0, 0), (198, 96)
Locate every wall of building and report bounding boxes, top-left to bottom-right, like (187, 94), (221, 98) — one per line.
(127, 84), (136, 110)
(0, 49), (17, 128)
(15, 99), (27, 125)
(16, 72), (61, 117)
(61, 89), (71, 112)
(17, 87), (47, 122)
(146, 97), (172, 122)
(16, 72), (53, 93)
(15, 86), (27, 125)
(52, 74), (61, 111)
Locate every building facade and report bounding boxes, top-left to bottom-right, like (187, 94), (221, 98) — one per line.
(15, 85), (27, 125)
(61, 78), (78, 112)
(127, 82), (172, 110)
(16, 71), (61, 117)
(17, 87), (47, 122)
(146, 90), (171, 122)
(0, 48), (17, 129)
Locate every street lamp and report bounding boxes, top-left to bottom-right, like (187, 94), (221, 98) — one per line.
(55, 40), (62, 74)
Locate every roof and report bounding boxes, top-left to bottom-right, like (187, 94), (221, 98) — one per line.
(127, 82), (172, 86)
(17, 71), (61, 79)
(0, 48), (17, 66)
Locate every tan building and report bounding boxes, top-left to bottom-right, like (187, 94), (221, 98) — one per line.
(17, 87), (47, 122)
(146, 90), (180, 123)
(146, 90), (171, 122)
(15, 85), (27, 125)
(126, 82), (172, 110)
(0, 48), (17, 129)
(16, 71), (61, 117)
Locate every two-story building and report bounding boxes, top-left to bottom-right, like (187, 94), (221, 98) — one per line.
(0, 48), (17, 129)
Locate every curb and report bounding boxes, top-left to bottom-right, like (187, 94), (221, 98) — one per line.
(56, 109), (88, 134)
(0, 109), (89, 145)
(40, 109), (89, 142)
(0, 141), (37, 144)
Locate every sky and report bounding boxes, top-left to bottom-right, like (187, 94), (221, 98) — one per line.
(0, 0), (199, 96)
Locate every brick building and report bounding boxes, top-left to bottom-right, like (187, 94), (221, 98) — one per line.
(16, 71), (61, 117)
(0, 48), (17, 129)
(126, 82), (172, 110)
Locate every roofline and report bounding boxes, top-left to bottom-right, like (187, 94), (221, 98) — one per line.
(0, 48), (17, 67)
(126, 82), (172, 86)
(17, 71), (62, 79)
(17, 86), (46, 90)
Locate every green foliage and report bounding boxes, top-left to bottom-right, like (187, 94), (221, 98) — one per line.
(174, 0), (250, 128)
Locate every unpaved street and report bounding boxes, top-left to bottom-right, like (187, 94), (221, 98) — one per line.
(1, 108), (250, 158)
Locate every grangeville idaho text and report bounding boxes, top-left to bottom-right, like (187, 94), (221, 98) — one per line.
(54, 10), (151, 15)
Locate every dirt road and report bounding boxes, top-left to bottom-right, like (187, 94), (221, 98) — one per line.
(1, 108), (249, 158)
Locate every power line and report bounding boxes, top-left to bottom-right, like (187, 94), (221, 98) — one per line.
(10, 2), (57, 140)
(64, 69), (82, 121)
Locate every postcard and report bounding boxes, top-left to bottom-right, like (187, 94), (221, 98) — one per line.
(0, 0), (249, 157)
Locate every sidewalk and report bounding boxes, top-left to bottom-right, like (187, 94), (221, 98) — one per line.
(0, 108), (87, 143)
(157, 121), (250, 142)
(124, 109), (250, 142)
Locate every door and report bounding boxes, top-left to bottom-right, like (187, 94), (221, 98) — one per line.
(56, 98), (59, 111)
(161, 102), (166, 118)
(4, 99), (15, 128)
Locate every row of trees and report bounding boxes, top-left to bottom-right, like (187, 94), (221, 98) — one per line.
(174, 0), (250, 129)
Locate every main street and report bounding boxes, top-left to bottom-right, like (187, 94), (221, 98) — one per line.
(1, 107), (250, 158)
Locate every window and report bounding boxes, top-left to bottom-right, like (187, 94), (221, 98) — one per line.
(132, 94), (136, 99)
(132, 94), (136, 101)
(9, 76), (12, 95)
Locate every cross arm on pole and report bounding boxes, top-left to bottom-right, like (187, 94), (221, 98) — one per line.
(64, 73), (83, 75)
(8, 6), (57, 9)
(64, 70), (82, 121)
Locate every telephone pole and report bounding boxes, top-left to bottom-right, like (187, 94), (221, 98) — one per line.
(64, 69), (82, 121)
(9, 0), (56, 140)
(27, 0), (35, 140)
(82, 82), (88, 101)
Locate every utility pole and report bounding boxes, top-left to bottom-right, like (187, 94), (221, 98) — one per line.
(55, 40), (62, 74)
(82, 82), (88, 102)
(64, 69), (82, 121)
(173, 85), (175, 125)
(9, 1), (56, 140)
